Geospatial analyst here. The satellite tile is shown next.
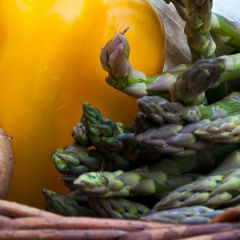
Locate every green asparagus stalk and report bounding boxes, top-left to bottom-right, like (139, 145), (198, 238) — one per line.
(73, 168), (197, 198)
(137, 92), (240, 125)
(51, 143), (119, 190)
(136, 114), (240, 156)
(42, 189), (95, 217)
(52, 144), (104, 176)
(211, 14), (240, 51)
(82, 103), (130, 153)
(89, 197), (150, 219)
(154, 167), (240, 210)
(195, 114), (240, 143)
(136, 119), (214, 156)
(142, 205), (224, 224)
(100, 32), (240, 101)
(81, 103), (162, 170)
(162, 0), (240, 52)
(170, 58), (225, 104)
(176, 0), (215, 61)
(149, 53), (240, 104)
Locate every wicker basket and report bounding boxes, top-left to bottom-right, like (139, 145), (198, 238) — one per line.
(0, 199), (239, 240)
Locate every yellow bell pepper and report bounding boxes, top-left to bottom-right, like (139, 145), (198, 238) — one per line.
(0, 0), (165, 208)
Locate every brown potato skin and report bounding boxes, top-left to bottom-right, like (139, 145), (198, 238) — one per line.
(0, 128), (14, 199)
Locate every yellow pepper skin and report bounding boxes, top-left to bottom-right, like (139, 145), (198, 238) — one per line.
(0, 0), (165, 208)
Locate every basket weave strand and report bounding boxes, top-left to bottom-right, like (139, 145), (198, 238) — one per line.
(0, 200), (239, 240)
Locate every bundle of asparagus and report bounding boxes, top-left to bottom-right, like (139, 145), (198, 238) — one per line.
(42, 0), (240, 224)
(43, 101), (240, 221)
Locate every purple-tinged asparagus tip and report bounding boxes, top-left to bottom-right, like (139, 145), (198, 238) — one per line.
(100, 28), (132, 78)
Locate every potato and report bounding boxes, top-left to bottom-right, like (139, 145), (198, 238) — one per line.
(0, 128), (14, 199)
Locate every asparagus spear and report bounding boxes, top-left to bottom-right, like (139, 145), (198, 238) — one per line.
(89, 197), (150, 219)
(142, 205), (224, 224)
(81, 103), (162, 170)
(170, 58), (225, 104)
(80, 103), (134, 170)
(137, 92), (240, 125)
(195, 114), (240, 143)
(162, 0), (240, 52)
(173, 0), (215, 61)
(101, 32), (240, 101)
(82, 103), (130, 154)
(136, 114), (240, 156)
(42, 189), (95, 217)
(52, 144), (104, 176)
(136, 120), (213, 156)
(73, 168), (197, 198)
(154, 167), (240, 210)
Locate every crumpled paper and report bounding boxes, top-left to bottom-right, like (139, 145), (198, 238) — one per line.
(150, 0), (240, 70)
